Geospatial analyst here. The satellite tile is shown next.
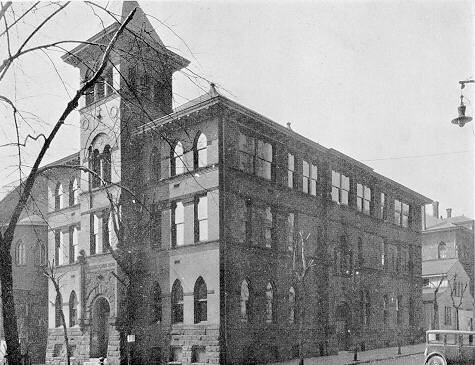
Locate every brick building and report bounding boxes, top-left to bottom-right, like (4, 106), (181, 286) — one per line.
(0, 179), (49, 363)
(41, 1), (431, 364)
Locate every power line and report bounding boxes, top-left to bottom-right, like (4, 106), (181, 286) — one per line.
(361, 150), (471, 162)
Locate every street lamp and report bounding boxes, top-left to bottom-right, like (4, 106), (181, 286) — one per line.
(451, 80), (474, 127)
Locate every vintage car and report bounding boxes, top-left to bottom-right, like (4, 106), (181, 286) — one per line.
(424, 329), (475, 365)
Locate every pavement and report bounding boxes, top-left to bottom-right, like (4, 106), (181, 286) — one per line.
(270, 343), (426, 365)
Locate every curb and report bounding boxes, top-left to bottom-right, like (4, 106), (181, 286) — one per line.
(344, 351), (425, 364)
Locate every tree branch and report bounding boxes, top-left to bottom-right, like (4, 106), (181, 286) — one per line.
(2, 6), (137, 246)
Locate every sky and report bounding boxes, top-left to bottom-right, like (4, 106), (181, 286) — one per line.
(0, 0), (474, 219)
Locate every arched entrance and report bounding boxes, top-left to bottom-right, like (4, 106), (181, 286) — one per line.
(335, 302), (351, 351)
(90, 297), (110, 358)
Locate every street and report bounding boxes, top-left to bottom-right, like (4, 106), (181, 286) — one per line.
(368, 353), (423, 365)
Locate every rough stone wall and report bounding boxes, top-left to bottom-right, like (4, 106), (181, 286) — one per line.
(46, 325), (121, 365)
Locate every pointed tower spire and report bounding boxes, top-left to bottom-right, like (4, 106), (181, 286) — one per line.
(121, 1), (164, 46)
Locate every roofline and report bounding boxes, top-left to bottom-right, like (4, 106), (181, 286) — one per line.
(39, 152), (80, 172)
(136, 94), (431, 203)
(61, 23), (190, 70)
(61, 23), (119, 64)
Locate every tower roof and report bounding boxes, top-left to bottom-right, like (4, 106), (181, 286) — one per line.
(62, 1), (189, 70)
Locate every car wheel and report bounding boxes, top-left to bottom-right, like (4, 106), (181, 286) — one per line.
(426, 355), (445, 365)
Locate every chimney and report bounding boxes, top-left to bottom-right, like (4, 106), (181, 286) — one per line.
(433, 201), (439, 218)
(446, 208), (452, 218)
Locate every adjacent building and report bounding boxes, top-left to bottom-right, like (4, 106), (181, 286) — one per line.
(423, 203), (475, 299)
(27, 1), (433, 364)
(422, 259), (473, 331)
(0, 179), (49, 364)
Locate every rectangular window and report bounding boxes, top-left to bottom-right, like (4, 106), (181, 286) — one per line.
(381, 240), (386, 268)
(95, 78), (105, 100)
(302, 160), (309, 194)
(104, 67), (114, 96)
(396, 296), (403, 324)
(102, 211), (110, 253)
(256, 140), (273, 180)
(383, 295), (389, 324)
(85, 85), (94, 106)
(172, 202), (185, 247)
(394, 200), (410, 227)
(264, 207), (273, 248)
(331, 171), (349, 205)
(245, 199), (252, 244)
(302, 161), (318, 195)
(55, 231), (61, 266)
(238, 132), (273, 180)
(69, 226), (79, 264)
(310, 164), (317, 195)
(357, 184), (371, 215)
(238, 132), (255, 174)
(169, 347), (182, 363)
(288, 153), (295, 188)
(288, 213), (295, 251)
(150, 206), (161, 249)
(380, 193), (386, 219)
(195, 196), (208, 242)
(90, 214), (97, 255)
(444, 306), (452, 325)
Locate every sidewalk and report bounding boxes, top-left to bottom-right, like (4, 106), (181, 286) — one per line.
(271, 343), (425, 365)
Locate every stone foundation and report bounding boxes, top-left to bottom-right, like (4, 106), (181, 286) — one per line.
(45, 325), (121, 365)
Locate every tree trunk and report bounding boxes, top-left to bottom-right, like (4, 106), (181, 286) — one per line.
(455, 309), (459, 330)
(60, 305), (71, 365)
(298, 280), (306, 365)
(0, 245), (22, 365)
(433, 300), (439, 330)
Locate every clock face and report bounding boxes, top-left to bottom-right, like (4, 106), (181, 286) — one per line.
(81, 119), (90, 130)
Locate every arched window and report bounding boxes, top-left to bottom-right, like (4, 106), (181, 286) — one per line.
(171, 141), (184, 176)
(54, 183), (64, 210)
(69, 291), (78, 327)
(55, 294), (62, 328)
(69, 178), (79, 206)
(361, 290), (371, 326)
(265, 282), (274, 323)
(438, 242), (447, 259)
(240, 280), (250, 322)
(264, 207), (273, 248)
(150, 146), (160, 180)
(194, 277), (207, 323)
(92, 149), (101, 188)
(289, 287), (296, 324)
(171, 280), (184, 324)
(15, 240), (26, 266)
(194, 132), (207, 169)
(340, 236), (352, 275)
(102, 145), (111, 184)
(150, 282), (162, 323)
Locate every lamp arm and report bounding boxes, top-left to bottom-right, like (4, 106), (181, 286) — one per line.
(459, 80), (475, 89)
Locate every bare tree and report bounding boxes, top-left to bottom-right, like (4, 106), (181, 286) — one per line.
(292, 232), (315, 365)
(42, 261), (72, 365)
(447, 273), (468, 330)
(429, 276), (444, 330)
(0, 6), (137, 363)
